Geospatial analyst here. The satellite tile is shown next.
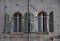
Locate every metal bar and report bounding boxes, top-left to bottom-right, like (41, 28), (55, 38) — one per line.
(28, 0), (30, 33)
(27, 0), (30, 41)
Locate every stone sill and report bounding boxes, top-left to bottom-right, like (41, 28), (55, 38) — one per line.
(6, 32), (49, 35)
(10, 32), (24, 35)
(24, 32), (49, 34)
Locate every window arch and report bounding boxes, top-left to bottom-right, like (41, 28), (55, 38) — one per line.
(38, 11), (47, 32)
(24, 12), (34, 32)
(13, 12), (22, 32)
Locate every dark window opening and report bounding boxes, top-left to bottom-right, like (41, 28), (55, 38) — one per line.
(13, 12), (22, 32)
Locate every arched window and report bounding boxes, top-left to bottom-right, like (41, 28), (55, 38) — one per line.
(13, 12), (22, 32)
(38, 11), (47, 32)
(24, 12), (34, 32)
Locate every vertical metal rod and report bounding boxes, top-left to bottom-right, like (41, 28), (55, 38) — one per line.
(27, 0), (30, 41)
(28, 0), (29, 41)
(28, 0), (30, 33)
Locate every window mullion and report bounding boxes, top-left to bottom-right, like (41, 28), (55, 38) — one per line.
(41, 14), (43, 32)
(17, 15), (19, 32)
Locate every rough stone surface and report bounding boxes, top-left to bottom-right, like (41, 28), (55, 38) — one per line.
(0, 0), (60, 41)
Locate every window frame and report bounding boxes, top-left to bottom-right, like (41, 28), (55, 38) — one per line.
(13, 12), (22, 32)
(24, 12), (35, 32)
(37, 11), (48, 33)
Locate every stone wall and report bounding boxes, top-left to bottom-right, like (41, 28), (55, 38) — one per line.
(0, 0), (60, 41)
